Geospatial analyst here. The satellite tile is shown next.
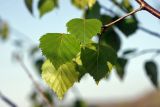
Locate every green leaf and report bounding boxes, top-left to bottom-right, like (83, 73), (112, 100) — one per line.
(38, 0), (58, 17)
(101, 28), (121, 52)
(115, 58), (128, 79)
(115, 17), (138, 36)
(42, 60), (79, 100)
(24, 0), (33, 14)
(145, 61), (159, 88)
(80, 43), (117, 81)
(71, 0), (96, 9)
(67, 18), (102, 44)
(39, 33), (80, 69)
(84, 1), (101, 19)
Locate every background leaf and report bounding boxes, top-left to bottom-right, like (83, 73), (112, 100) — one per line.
(115, 17), (138, 36)
(99, 15), (112, 25)
(67, 18), (102, 44)
(39, 33), (80, 69)
(24, 0), (33, 14)
(38, 0), (58, 17)
(116, 58), (128, 79)
(84, 1), (100, 19)
(0, 22), (9, 40)
(42, 60), (79, 100)
(101, 28), (121, 52)
(121, 0), (134, 12)
(71, 0), (96, 9)
(72, 100), (88, 107)
(145, 61), (159, 88)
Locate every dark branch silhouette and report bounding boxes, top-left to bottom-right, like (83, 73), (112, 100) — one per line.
(0, 91), (17, 107)
(139, 26), (160, 39)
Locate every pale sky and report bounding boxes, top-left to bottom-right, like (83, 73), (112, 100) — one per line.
(0, 0), (160, 107)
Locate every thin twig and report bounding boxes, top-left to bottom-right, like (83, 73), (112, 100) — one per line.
(103, 6), (143, 29)
(15, 55), (53, 107)
(0, 91), (17, 107)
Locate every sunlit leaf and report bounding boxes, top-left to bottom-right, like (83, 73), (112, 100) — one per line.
(39, 33), (80, 69)
(80, 43), (117, 81)
(87, 0), (96, 8)
(107, 61), (113, 72)
(38, 0), (58, 17)
(42, 60), (79, 100)
(24, 0), (33, 14)
(67, 18), (102, 44)
(72, 0), (96, 9)
(145, 61), (159, 88)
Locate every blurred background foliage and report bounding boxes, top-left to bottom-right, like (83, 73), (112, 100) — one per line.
(0, 0), (160, 107)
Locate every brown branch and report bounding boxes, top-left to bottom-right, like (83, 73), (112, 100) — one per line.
(15, 55), (53, 107)
(136, 0), (160, 19)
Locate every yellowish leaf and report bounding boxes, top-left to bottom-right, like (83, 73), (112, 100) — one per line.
(42, 60), (79, 100)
